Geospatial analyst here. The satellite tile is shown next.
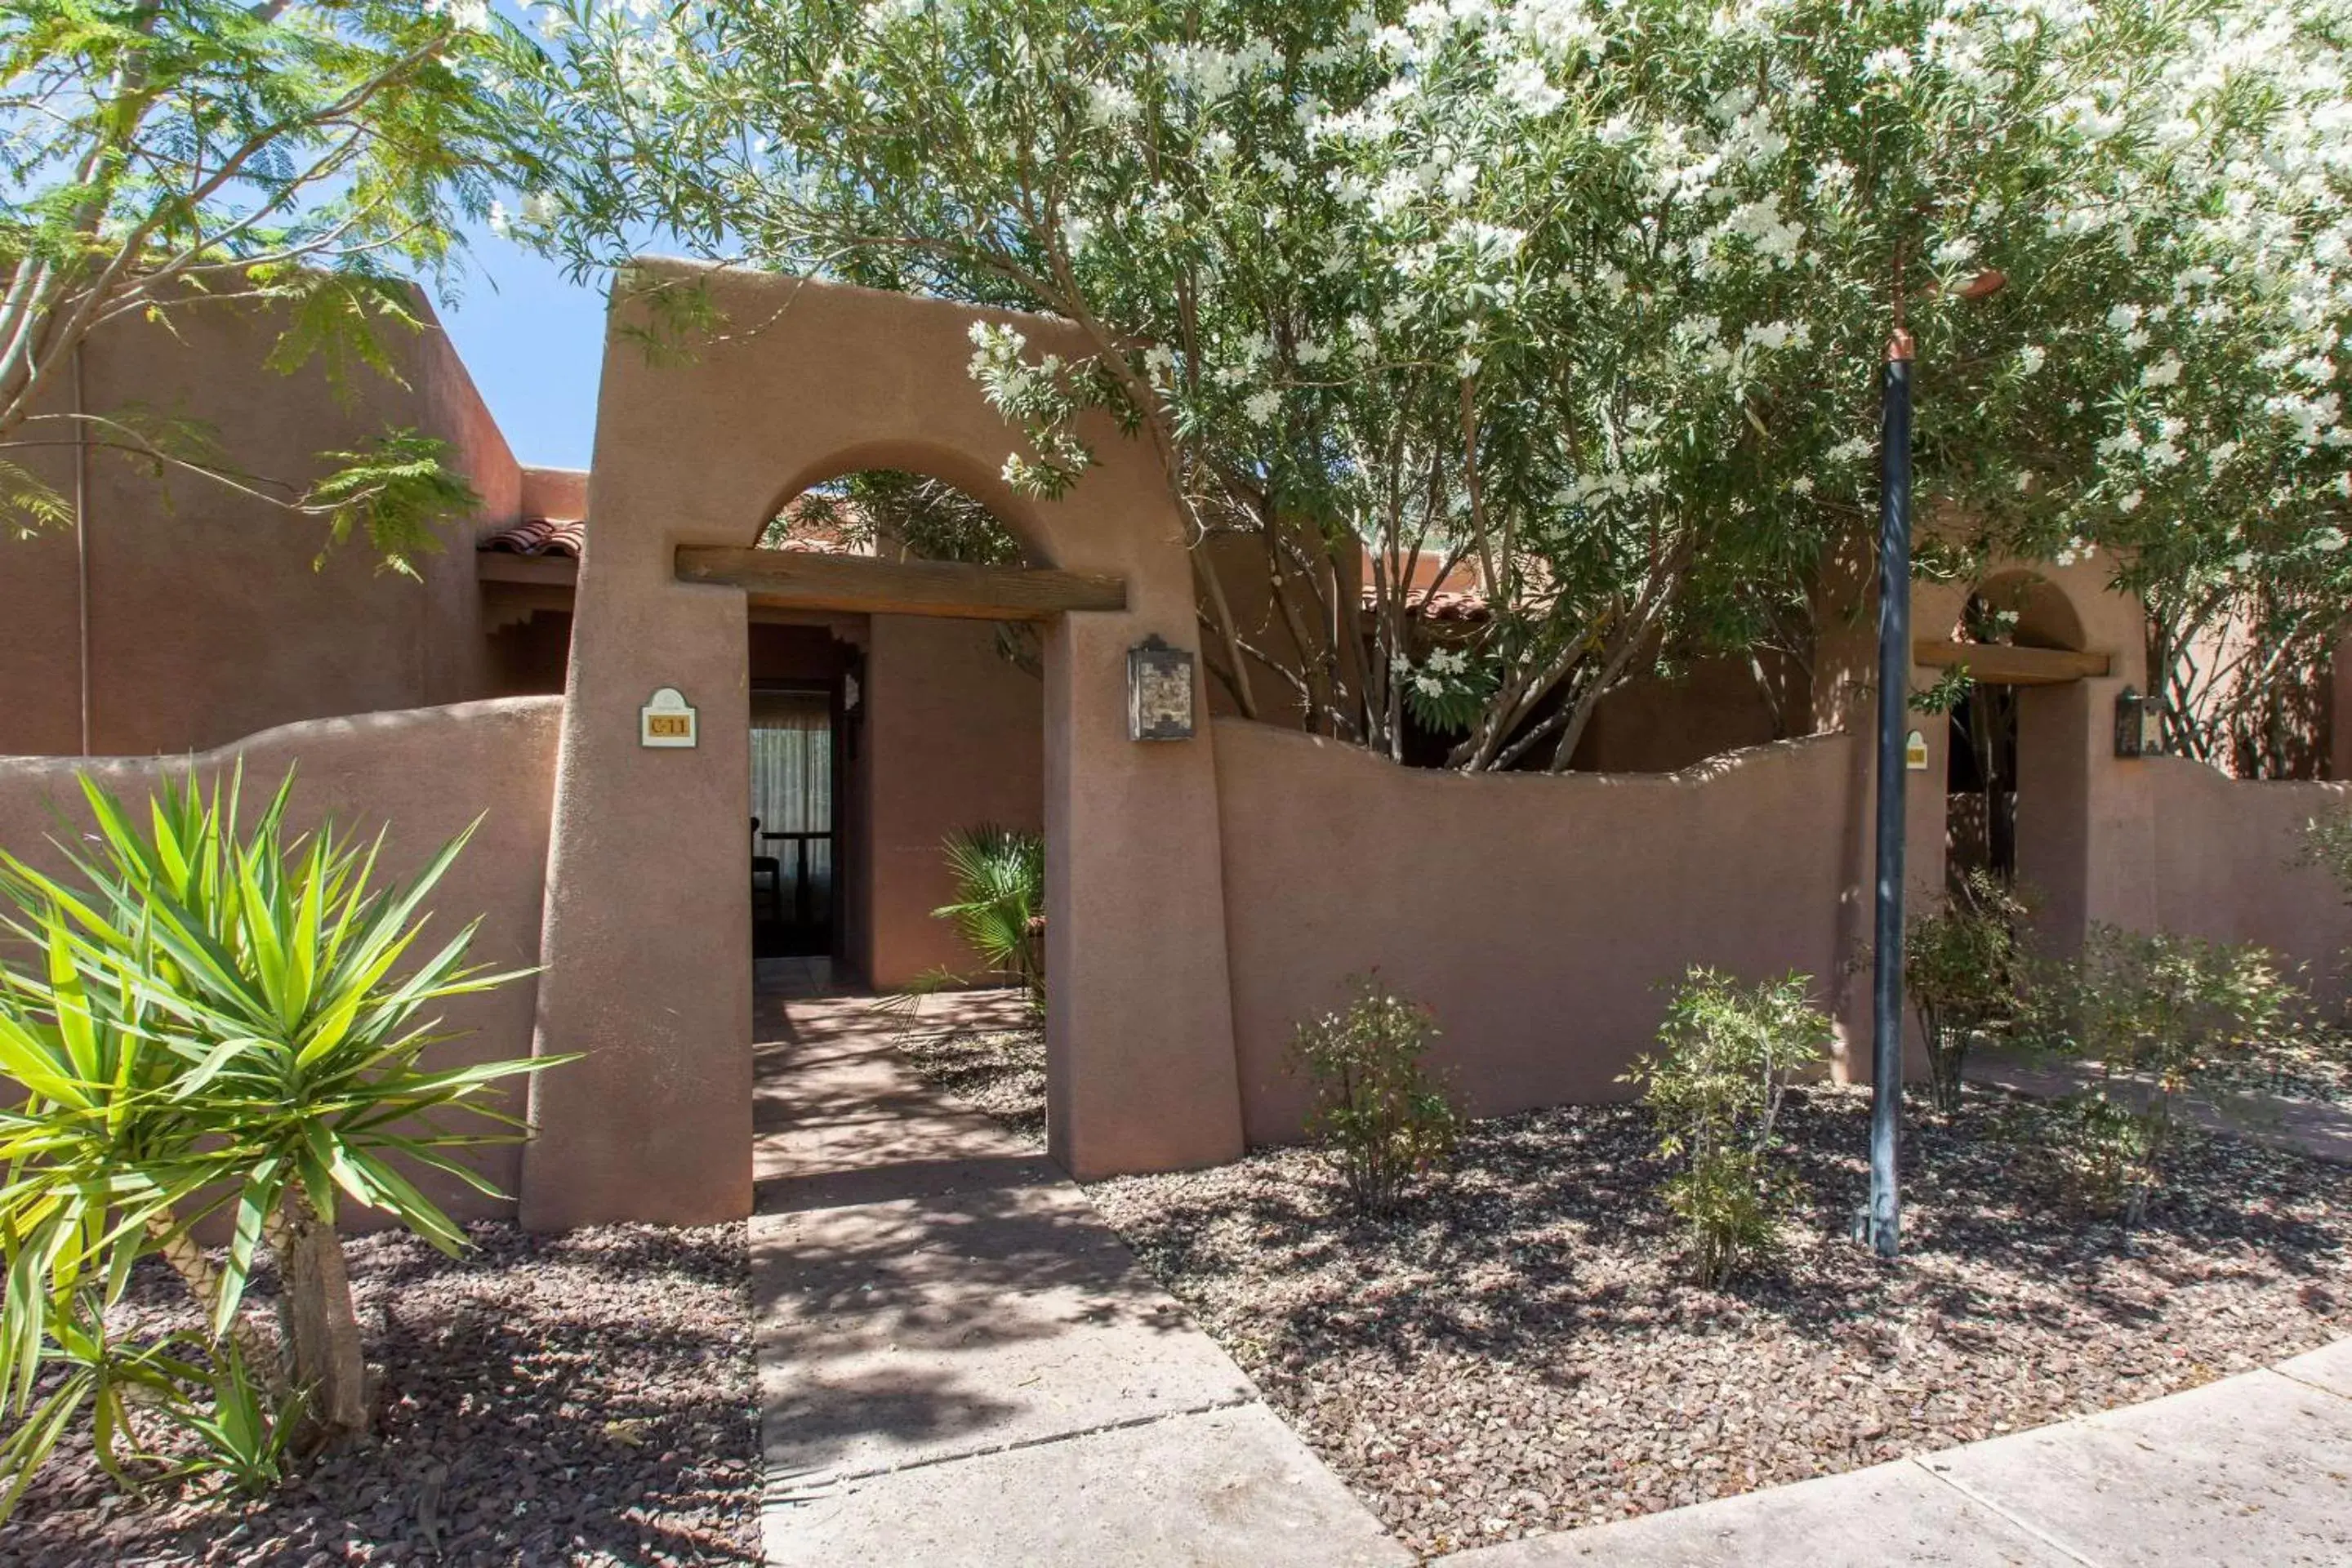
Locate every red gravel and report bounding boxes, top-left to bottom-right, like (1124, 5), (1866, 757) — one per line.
(3, 1223), (760, 1568)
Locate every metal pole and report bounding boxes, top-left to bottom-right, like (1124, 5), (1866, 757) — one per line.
(1867, 329), (1914, 1261)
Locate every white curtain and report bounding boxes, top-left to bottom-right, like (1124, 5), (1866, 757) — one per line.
(750, 692), (833, 915)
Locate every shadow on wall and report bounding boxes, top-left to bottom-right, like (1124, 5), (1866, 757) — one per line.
(1213, 718), (1859, 1147)
(0, 697), (562, 1226)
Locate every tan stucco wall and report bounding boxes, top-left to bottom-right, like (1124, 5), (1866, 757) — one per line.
(1211, 717), (1857, 1146)
(2141, 760), (2352, 1001)
(1570, 653), (1807, 774)
(0, 295), (521, 759)
(522, 267), (1243, 1227)
(864, 614), (1045, 990)
(0, 697), (560, 1223)
(521, 466), (589, 520)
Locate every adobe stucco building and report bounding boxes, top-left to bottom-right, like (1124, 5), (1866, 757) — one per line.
(3, 265), (2347, 1228)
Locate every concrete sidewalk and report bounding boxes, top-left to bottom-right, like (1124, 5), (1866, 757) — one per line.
(1441, 1339), (2352, 1567)
(750, 987), (1410, 1568)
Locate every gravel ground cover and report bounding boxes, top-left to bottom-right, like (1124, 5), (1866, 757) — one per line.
(891, 1017), (1048, 1144)
(1091, 1094), (2352, 1558)
(880, 1029), (2352, 1561)
(4, 1223), (760, 1568)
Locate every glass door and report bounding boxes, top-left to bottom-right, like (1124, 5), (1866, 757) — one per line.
(750, 688), (835, 957)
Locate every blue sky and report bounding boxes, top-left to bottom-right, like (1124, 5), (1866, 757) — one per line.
(436, 218), (611, 471)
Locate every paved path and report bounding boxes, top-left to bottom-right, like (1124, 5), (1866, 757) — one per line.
(750, 987), (1410, 1568)
(1438, 1339), (2352, 1567)
(1967, 1050), (2352, 1165)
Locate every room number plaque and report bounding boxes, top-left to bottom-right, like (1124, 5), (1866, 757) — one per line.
(640, 688), (699, 748)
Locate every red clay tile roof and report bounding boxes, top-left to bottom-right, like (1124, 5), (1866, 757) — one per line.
(476, 514), (863, 560)
(479, 517), (585, 559)
(1366, 584), (1491, 623)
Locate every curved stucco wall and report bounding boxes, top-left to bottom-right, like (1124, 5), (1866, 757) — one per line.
(0, 697), (561, 1223)
(1212, 719), (1858, 1146)
(2142, 757), (2352, 1000)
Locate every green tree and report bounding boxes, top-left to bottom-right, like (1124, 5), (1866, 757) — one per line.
(932, 824), (1046, 1010)
(0, 0), (555, 569)
(517, 0), (2350, 768)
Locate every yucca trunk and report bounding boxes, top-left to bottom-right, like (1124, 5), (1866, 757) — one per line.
(142, 1214), (287, 1392)
(266, 1190), (370, 1441)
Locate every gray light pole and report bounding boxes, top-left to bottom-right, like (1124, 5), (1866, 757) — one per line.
(1859, 264), (2004, 1263)
(1865, 323), (1913, 1262)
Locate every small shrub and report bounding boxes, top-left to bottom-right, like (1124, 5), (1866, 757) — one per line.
(2303, 802), (2352, 902)
(1904, 872), (2029, 1113)
(2020, 924), (2305, 1225)
(1623, 969), (1832, 1288)
(1289, 977), (1459, 1214)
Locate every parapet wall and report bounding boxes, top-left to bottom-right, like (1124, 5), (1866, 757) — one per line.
(0, 697), (562, 1223)
(1211, 719), (1859, 1146)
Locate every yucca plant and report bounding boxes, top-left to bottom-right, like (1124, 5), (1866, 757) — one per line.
(0, 765), (561, 1509)
(933, 826), (1045, 1012)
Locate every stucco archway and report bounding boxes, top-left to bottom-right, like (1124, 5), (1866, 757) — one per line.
(519, 267), (1245, 1227)
(1909, 558), (2153, 956)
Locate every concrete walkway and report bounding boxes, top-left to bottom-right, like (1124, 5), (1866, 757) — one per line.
(750, 987), (1410, 1568)
(1438, 1339), (2352, 1567)
(1967, 1050), (2352, 1165)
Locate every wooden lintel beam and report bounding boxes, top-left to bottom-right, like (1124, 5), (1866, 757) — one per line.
(1913, 639), (2110, 685)
(675, 546), (1126, 621)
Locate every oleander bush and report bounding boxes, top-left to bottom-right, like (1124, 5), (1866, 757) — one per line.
(1290, 977), (1460, 1214)
(1904, 871), (2031, 1114)
(2017, 924), (2307, 1224)
(1625, 969), (1832, 1288)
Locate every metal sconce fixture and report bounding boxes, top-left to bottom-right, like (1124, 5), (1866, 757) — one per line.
(2114, 685), (2166, 758)
(1127, 635), (1196, 741)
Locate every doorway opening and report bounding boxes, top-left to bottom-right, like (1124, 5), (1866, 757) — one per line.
(750, 684), (837, 960)
(1947, 679), (2019, 889)
(740, 472), (1045, 1010)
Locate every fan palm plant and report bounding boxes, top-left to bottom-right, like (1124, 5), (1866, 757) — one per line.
(0, 765), (562, 1509)
(933, 826), (1045, 1012)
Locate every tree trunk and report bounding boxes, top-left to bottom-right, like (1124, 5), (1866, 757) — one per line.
(271, 1187), (371, 1443)
(143, 1214), (287, 1394)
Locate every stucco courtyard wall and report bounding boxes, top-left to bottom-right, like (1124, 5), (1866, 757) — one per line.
(2138, 759), (2352, 1002)
(0, 296), (522, 760)
(1212, 718), (1857, 1146)
(0, 698), (561, 1223)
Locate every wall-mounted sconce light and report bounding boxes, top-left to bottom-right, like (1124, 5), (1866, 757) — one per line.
(2114, 685), (2167, 758)
(1127, 635), (1196, 741)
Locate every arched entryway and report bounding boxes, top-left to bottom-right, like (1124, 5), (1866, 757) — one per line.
(1911, 559), (2146, 957)
(519, 269), (1245, 1227)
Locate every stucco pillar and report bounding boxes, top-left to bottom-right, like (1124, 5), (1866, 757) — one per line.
(2015, 678), (2163, 956)
(519, 500), (754, 1229)
(1041, 607), (1246, 1179)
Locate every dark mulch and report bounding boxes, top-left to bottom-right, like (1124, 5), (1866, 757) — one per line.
(1080, 1089), (2352, 1560)
(3, 1223), (760, 1568)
